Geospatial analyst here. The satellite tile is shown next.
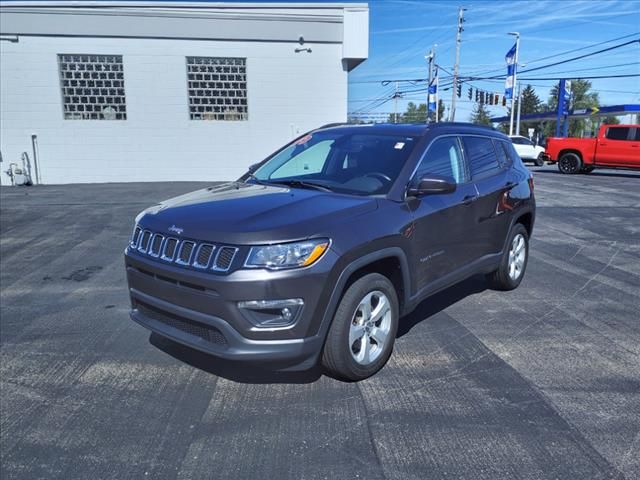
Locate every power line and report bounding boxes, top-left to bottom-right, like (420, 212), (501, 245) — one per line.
(351, 39), (639, 87)
(521, 39), (639, 74)
(461, 31), (640, 78)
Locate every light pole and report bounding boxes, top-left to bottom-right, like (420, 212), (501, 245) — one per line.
(508, 31), (520, 136)
(515, 63), (526, 136)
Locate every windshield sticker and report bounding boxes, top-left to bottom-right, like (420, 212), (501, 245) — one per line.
(296, 134), (313, 145)
(394, 142), (405, 150)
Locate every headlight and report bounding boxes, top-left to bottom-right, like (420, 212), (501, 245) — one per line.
(246, 239), (330, 269)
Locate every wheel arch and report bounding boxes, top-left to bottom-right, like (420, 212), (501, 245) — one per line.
(558, 149), (585, 163)
(318, 248), (411, 339)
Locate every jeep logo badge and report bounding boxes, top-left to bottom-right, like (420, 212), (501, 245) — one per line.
(168, 225), (184, 235)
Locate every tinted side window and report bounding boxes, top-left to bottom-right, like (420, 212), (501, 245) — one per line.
(635, 128), (640, 141)
(415, 137), (466, 184)
(463, 136), (502, 179)
(606, 127), (630, 141)
(494, 140), (511, 168)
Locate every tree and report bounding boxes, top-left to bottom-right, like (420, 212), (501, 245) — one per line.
(499, 84), (543, 136)
(470, 102), (492, 126)
(402, 102), (427, 123)
(388, 99), (446, 124)
(518, 84), (543, 137)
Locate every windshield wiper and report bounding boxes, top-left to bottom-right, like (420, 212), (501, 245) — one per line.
(269, 180), (333, 192)
(244, 173), (269, 186)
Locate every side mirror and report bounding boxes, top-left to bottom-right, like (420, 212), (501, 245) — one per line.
(407, 174), (456, 197)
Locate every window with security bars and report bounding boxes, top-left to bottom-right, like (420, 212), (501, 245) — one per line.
(58, 54), (127, 120)
(186, 57), (248, 121)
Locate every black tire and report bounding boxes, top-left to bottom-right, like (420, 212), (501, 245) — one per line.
(581, 165), (595, 174)
(487, 223), (529, 291)
(558, 152), (583, 174)
(322, 273), (399, 381)
(534, 153), (545, 167)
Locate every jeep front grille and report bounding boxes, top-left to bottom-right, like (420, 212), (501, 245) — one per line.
(138, 230), (152, 253)
(131, 226), (142, 247)
(129, 226), (237, 273)
(194, 244), (215, 268)
(149, 234), (164, 257)
(162, 238), (178, 261)
(177, 241), (195, 265)
(214, 246), (238, 271)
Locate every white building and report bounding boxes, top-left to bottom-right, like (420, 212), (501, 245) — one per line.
(0, 1), (368, 185)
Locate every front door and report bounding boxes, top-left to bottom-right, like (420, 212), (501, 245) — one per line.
(407, 136), (480, 293)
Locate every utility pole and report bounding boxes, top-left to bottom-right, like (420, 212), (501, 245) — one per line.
(426, 46), (436, 123)
(450, 6), (465, 122)
(508, 32), (520, 135)
(393, 81), (399, 123)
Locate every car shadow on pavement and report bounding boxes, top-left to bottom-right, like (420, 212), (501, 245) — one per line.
(397, 274), (488, 338)
(149, 333), (323, 384)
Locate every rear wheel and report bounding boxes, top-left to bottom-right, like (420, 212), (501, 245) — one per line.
(558, 152), (582, 174)
(487, 224), (529, 291)
(322, 273), (399, 381)
(534, 153), (545, 167)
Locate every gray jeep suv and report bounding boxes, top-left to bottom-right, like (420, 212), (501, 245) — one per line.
(125, 122), (535, 381)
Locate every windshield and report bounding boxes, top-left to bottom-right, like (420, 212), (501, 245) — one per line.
(249, 131), (419, 195)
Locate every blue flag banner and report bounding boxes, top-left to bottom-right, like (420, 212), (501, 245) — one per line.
(504, 43), (517, 100)
(428, 67), (438, 114)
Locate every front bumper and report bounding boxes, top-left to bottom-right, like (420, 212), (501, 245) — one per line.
(125, 247), (338, 369)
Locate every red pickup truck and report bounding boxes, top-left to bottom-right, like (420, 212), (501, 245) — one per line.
(545, 124), (640, 174)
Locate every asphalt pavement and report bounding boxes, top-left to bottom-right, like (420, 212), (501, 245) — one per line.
(1, 167), (639, 479)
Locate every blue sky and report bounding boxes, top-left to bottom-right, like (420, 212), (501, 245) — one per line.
(348, 0), (640, 122)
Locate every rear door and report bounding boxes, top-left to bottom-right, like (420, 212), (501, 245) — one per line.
(461, 135), (513, 258)
(407, 136), (480, 291)
(596, 126), (636, 167)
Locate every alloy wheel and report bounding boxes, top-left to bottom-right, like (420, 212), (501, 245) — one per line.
(349, 290), (392, 365)
(508, 233), (526, 280)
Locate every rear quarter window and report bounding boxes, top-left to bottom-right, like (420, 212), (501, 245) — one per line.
(605, 127), (631, 141)
(462, 136), (502, 179)
(493, 140), (512, 168)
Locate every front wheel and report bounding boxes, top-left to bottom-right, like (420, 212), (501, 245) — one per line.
(558, 152), (583, 174)
(322, 273), (399, 381)
(487, 224), (529, 291)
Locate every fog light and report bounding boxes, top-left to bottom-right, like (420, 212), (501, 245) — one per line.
(237, 299), (304, 329)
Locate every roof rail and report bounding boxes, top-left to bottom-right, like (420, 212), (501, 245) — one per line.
(317, 122), (350, 129)
(430, 121), (498, 131)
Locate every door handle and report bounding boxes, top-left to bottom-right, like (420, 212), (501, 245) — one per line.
(600, 142), (608, 146)
(462, 194), (478, 206)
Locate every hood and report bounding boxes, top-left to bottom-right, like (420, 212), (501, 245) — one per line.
(137, 182), (378, 245)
